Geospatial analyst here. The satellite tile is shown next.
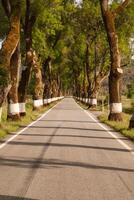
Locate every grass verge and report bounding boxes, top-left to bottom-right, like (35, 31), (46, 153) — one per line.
(98, 112), (134, 141)
(75, 99), (134, 141)
(0, 101), (57, 140)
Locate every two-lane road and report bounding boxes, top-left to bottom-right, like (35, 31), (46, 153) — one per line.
(0, 98), (134, 200)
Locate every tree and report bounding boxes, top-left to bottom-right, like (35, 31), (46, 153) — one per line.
(67, 0), (110, 106)
(34, 0), (76, 99)
(129, 113), (134, 129)
(99, 0), (131, 121)
(7, 44), (21, 120)
(18, 0), (44, 114)
(0, 1), (21, 122)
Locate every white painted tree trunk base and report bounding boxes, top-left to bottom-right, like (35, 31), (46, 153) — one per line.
(19, 103), (26, 113)
(44, 99), (48, 105)
(0, 107), (2, 122)
(90, 99), (97, 105)
(33, 99), (43, 108)
(110, 103), (122, 113)
(8, 103), (20, 115)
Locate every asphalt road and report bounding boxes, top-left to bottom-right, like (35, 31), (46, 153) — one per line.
(0, 98), (134, 200)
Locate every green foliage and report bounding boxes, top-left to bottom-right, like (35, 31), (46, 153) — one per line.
(28, 72), (36, 96)
(32, 28), (49, 59)
(127, 83), (134, 99)
(0, 0), (134, 100)
(32, 0), (65, 62)
(0, 4), (9, 38)
(0, 67), (9, 86)
(116, 1), (134, 59)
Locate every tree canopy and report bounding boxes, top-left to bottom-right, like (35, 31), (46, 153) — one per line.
(0, 0), (134, 124)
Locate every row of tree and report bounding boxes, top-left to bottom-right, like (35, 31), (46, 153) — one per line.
(0, 0), (72, 122)
(0, 0), (134, 127)
(72, 0), (134, 127)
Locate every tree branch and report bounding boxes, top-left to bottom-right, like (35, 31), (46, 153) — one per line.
(100, 0), (108, 12)
(52, 31), (62, 49)
(1, 0), (11, 18)
(114, 0), (131, 16)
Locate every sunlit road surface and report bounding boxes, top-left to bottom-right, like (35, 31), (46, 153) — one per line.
(0, 98), (134, 200)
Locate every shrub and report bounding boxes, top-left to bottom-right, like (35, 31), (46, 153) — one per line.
(127, 83), (134, 99)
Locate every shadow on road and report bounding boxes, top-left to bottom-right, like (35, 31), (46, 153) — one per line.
(6, 141), (130, 153)
(19, 125), (115, 133)
(53, 108), (80, 110)
(9, 133), (128, 141)
(0, 195), (37, 200)
(0, 157), (133, 173)
(38, 119), (97, 123)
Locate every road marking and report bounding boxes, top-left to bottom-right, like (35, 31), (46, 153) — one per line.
(75, 100), (134, 155)
(83, 109), (134, 155)
(0, 101), (62, 150)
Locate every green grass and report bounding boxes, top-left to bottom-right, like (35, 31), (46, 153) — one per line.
(98, 97), (134, 141)
(98, 112), (134, 141)
(76, 100), (103, 111)
(122, 98), (134, 114)
(76, 97), (134, 141)
(0, 101), (57, 139)
(76, 100), (88, 110)
(99, 97), (134, 141)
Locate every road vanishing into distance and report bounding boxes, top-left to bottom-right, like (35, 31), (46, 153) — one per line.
(0, 98), (134, 200)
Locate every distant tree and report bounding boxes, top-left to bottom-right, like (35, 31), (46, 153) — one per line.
(127, 83), (134, 99)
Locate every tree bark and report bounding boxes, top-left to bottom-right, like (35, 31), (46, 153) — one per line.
(57, 74), (61, 97)
(129, 113), (134, 129)
(18, 49), (33, 115)
(0, 2), (20, 122)
(99, 0), (130, 121)
(82, 63), (87, 99)
(32, 51), (43, 110)
(7, 44), (21, 120)
(85, 42), (92, 99)
(43, 58), (52, 102)
(90, 71), (107, 108)
(1, 0), (11, 18)
(18, 0), (36, 115)
(89, 42), (109, 108)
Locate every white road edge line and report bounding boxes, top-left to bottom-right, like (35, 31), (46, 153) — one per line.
(76, 102), (134, 155)
(0, 100), (62, 150)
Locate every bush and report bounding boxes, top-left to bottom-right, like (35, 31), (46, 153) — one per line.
(127, 83), (134, 99)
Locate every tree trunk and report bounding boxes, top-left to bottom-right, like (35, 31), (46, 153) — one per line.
(43, 58), (52, 104)
(0, 107), (2, 124)
(89, 83), (98, 109)
(57, 75), (61, 97)
(85, 41), (92, 99)
(100, 2), (123, 121)
(72, 66), (80, 98)
(82, 63), (87, 99)
(0, 3), (20, 122)
(129, 113), (134, 129)
(90, 72), (107, 108)
(7, 44), (21, 120)
(18, 50), (33, 115)
(18, 0), (36, 116)
(32, 51), (43, 110)
(48, 60), (52, 98)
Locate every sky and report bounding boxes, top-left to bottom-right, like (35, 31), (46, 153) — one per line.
(75, 0), (82, 5)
